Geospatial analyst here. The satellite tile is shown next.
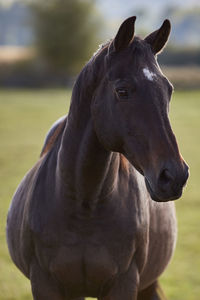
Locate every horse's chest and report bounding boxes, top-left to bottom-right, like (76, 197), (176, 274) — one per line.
(48, 243), (118, 296)
(36, 216), (138, 297)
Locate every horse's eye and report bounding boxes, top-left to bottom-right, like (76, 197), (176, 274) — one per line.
(116, 88), (129, 100)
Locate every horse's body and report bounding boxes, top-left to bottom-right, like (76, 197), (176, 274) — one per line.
(7, 17), (188, 300)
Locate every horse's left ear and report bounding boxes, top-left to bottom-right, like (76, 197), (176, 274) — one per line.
(109, 16), (136, 53)
(145, 19), (171, 55)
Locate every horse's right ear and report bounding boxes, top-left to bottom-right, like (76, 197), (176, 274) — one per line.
(145, 19), (171, 55)
(109, 16), (136, 54)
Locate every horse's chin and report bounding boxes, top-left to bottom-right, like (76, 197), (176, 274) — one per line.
(123, 152), (184, 202)
(144, 177), (182, 202)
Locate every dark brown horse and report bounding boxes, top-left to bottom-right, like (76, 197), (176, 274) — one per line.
(7, 17), (189, 300)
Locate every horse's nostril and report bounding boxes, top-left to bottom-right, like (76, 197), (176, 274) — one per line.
(159, 169), (174, 186)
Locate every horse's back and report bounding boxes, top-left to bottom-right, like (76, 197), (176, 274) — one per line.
(40, 115), (67, 157)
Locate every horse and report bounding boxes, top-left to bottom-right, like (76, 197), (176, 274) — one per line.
(7, 17), (189, 300)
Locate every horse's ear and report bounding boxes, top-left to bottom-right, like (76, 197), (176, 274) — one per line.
(145, 19), (171, 55)
(110, 16), (136, 53)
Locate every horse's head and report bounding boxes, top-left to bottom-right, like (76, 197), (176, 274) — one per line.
(91, 17), (189, 202)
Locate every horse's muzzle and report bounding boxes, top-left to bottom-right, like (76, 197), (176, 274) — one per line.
(145, 162), (189, 202)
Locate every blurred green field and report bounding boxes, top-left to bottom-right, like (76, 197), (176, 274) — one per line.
(0, 89), (199, 300)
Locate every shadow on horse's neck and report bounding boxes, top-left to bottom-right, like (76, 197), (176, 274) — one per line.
(57, 59), (128, 210)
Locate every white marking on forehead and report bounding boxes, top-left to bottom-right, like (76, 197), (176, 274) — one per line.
(143, 68), (157, 81)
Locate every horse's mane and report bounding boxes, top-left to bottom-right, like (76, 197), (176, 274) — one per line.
(39, 44), (111, 159)
(92, 40), (111, 58)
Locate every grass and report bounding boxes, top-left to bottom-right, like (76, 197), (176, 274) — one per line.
(160, 90), (200, 300)
(0, 88), (200, 299)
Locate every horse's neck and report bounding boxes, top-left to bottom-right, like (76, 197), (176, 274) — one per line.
(57, 75), (120, 209)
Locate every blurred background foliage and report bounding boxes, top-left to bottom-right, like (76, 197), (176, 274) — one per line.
(0, 0), (102, 87)
(30, 0), (101, 73)
(0, 0), (200, 88)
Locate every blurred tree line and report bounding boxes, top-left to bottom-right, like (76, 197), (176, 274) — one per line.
(30, 0), (101, 74)
(0, 0), (102, 87)
(158, 47), (200, 66)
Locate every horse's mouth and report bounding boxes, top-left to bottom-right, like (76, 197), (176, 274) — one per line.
(144, 177), (183, 202)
